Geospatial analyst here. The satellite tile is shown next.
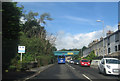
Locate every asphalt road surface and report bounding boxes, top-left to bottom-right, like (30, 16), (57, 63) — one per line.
(27, 63), (120, 81)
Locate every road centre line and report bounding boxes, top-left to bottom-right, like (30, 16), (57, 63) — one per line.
(67, 64), (92, 80)
(66, 63), (75, 70)
(82, 74), (92, 81)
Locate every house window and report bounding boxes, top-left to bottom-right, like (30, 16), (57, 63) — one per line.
(115, 46), (117, 51)
(115, 32), (119, 42)
(108, 48), (110, 54)
(118, 45), (120, 51)
(107, 37), (110, 45)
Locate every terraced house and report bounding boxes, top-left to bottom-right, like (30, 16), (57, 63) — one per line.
(83, 25), (120, 57)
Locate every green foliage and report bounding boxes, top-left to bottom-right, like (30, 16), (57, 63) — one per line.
(83, 50), (96, 60)
(2, 2), (23, 70)
(2, 2), (23, 40)
(17, 32), (56, 65)
(73, 55), (79, 60)
(12, 11), (56, 70)
(3, 3), (56, 71)
(36, 55), (51, 66)
(82, 46), (87, 51)
(77, 58), (82, 60)
(9, 65), (16, 69)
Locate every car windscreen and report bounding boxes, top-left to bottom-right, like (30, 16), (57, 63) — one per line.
(74, 60), (79, 62)
(106, 59), (120, 64)
(82, 60), (88, 62)
(58, 56), (65, 59)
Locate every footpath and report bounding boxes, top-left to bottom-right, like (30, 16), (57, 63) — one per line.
(90, 60), (100, 69)
(2, 64), (54, 81)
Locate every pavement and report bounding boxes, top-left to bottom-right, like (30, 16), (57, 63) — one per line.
(2, 64), (54, 81)
(90, 65), (98, 69)
(24, 64), (54, 81)
(90, 60), (100, 69)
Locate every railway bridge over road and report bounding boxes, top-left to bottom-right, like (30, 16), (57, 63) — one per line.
(53, 51), (79, 63)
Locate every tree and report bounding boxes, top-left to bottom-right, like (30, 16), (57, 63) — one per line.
(83, 50), (96, 60)
(22, 11), (39, 38)
(38, 13), (53, 39)
(16, 11), (56, 67)
(38, 13), (53, 26)
(2, 2), (22, 70)
(22, 12), (53, 39)
(81, 46), (87, 56)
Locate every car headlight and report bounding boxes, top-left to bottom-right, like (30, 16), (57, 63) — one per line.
(82, 63), (84, 64)
(106, 65), (111, 69)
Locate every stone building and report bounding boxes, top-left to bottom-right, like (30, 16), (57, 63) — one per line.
(83, 25), (120, 57)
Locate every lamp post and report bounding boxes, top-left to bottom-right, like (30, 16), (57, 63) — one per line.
(96, 20), (105, 58)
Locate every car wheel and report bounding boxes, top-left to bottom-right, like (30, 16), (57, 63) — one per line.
(98, 67), (101, 74)
(103, 69), (107, 76)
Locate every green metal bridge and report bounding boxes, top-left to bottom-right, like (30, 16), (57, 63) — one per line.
(53, 51), (79, 56)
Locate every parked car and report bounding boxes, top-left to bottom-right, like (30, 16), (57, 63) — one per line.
(80, 59), (90, 67)
(69, 60), (74, 64)
(98, 58), (120, 75)
(74, 60), (80, 65)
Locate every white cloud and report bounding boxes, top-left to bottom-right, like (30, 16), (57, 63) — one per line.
(55, 25), (118, 50)
(64, 16), (97, 26)
(65, 16), (91, 22)
(20, 17), (26, 24)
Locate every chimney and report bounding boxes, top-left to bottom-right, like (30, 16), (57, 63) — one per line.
(106, 30), (113, 36)
(100, 37), (103, 41)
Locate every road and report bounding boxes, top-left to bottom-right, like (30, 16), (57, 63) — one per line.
(27, 63), (120, 81)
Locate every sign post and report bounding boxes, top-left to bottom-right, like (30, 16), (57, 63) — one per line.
(18, 46), (25, 62)
(20, 53), (22, 61)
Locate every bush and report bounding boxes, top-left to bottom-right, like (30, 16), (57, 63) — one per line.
(83, 50), (96, 60)
(36, 55), (54, 66)
(8, 65), (16, 71)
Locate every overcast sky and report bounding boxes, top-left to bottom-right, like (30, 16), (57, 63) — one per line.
(17, 2), (118, 50)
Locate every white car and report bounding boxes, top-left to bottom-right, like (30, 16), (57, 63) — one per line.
(98, 58), (120, 75)
(69, 60), (74, 64)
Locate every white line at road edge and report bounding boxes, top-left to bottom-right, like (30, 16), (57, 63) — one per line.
(23, 64), (54, 81)
(82, 74), (92, 81)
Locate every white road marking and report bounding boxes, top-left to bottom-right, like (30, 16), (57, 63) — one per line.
(82, 74), (92, 81)
(24, 70), (43, 81)
(66, 63), (75, 70)
(71, 67), (75, 69)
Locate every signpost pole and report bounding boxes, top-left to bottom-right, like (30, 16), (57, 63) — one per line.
(20, 53), (22, 62)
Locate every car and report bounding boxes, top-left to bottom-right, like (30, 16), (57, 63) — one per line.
(98, 58), (120, 75)
(74, 60), (80, 65)
(80, 59), (90, 67)
(69, 60), (74, 64)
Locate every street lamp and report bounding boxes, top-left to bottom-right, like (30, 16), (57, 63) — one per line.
(96, 20), (105, 58)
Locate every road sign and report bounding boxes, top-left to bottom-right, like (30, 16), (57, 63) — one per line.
(18, 46), (25, 53)
(18, 46), (25, 62)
